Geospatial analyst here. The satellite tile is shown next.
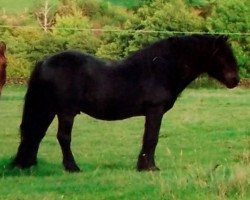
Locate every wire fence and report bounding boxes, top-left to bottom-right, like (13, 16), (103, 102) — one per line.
(0, 25), (250, 37)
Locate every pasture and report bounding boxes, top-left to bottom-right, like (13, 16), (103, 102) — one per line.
(0, 85), (249, 199)
(107, 0), (137, 8)
(0, 0), (137, 14)
(0, 0), (32, 13)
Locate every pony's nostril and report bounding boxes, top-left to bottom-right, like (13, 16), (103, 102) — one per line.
(236, 76), (240, 83)
(235, 77), (239, 84)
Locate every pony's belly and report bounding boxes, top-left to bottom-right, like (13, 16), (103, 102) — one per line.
(80, 102), (144, 121)
(84, 112), (143, 121)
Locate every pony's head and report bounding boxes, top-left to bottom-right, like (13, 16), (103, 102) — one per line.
(206, 35), (239, 88)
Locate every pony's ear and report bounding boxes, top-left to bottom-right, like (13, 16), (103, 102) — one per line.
(217, 35), (229, 42)
(0, 41), (6, 54)
(213, 35), (228, 49)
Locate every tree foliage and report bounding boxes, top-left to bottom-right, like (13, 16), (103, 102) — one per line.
(97, 0), (206, 59)
(0, 0), (249, 79)
(205, 0), (250, 77)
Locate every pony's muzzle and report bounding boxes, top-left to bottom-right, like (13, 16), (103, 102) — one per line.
(225, 73), (240, 88)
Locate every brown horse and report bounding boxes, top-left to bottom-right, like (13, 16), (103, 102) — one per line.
(0, 41), (7, 96)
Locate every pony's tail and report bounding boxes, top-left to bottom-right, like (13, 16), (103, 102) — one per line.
(20, 60), (55, 139)
(12, 61), (55, 168)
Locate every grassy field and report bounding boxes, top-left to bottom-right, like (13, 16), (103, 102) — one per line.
(0, 86), (249, 199)
(0, 0), (56, 14)
(107, 0), (138, 8)
(0, 0), (137, 14)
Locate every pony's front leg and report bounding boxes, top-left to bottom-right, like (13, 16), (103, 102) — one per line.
(57, 113), (80, 172)
(137, 106), (164, 171)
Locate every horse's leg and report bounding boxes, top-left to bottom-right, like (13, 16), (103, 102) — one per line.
(13, 79), (56, 169)
(13, 111), (55, 168)
(137, 106), (164, 171)
(57, 112), (80, 172)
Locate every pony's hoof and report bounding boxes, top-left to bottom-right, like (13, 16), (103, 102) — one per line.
(137, 165), (160, 172)
(11, 156), (37, 169)
(137, 154), (160, 172)
(64, 163), (81, 173)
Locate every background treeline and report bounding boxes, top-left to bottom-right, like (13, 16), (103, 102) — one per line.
(0, 0), (249, 80)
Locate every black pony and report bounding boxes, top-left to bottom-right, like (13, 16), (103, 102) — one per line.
(13, 35), (239, 172)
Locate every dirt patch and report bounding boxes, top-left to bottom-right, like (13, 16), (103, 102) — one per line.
(239, 79), (250, 88)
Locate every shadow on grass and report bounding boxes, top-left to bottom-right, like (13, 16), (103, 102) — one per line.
(98, 162), (134, 171)
(0, 157), (64, 177)
(0, 157), (134, 177)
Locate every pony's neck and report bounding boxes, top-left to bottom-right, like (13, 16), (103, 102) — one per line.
(173, 42), (210, 93)
(175, 64), (202, 93)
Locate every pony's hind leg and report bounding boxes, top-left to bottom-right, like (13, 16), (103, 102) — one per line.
(57, 112), (80, 172)
(13, 80), (55, 169)
(13, 111), (55, 169)
(12, 61), (56, 169)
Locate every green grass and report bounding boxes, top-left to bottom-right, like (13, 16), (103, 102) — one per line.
(0, 0), (32, 13)
(107, 0), (138, 8)
(0, 86), (249, 199)
(0, 0), (137, 14)
(0, 0), (53, 14)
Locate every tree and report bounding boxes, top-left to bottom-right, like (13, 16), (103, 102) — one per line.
(52, 12), (101, 54)
(34, 0), (56, 32)
(97, 0), (205, 59)
(206, 0), (250, 77)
